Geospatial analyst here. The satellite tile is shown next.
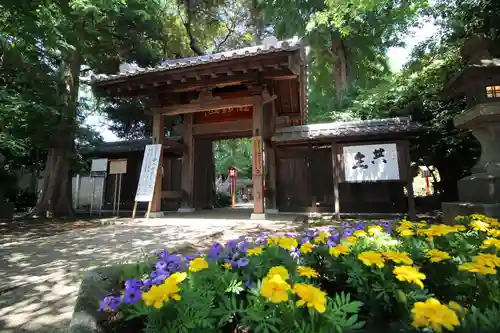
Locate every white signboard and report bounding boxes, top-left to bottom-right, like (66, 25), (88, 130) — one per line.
(109, 159), (128, 175)
(343, 143), (399, 182)
(91, 158), (108, 172)
(135, 144), (162, 202)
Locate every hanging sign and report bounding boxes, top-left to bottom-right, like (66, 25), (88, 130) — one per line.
(134, 144), (162, 202)
(109, 159), (128, 175)
(194, 106), (253, 124)
(343, 143), (400, 182)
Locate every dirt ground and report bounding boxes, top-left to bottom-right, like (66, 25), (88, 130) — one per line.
(0, 210), (303, 333)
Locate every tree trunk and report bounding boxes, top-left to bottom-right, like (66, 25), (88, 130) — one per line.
(33, 147), (74, 217)
(33, 43), (81, 218)
(331, 32), (350, 102)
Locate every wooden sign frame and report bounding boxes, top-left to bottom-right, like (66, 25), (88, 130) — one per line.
(132, 144), (162, 219)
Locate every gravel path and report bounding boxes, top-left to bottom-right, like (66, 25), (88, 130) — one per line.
(0, 212), (301, 333)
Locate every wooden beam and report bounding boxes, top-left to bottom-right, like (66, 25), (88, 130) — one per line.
(288, 53), (301, 75)
(180, 114), (195, 210)
(192, 119), (253, 136)
(162, 138), (187, 152)
(162, 191), (183, 199)
(151, 113), (164, 212)
(404, 140), (417, 221)
(152, 96), (255, 116)
(252, 95), (265, 215)
(331, 143), (340, 220)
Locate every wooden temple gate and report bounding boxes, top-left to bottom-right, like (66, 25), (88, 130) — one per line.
(92, 39), (306, 218)
(90, 38), (419, 219)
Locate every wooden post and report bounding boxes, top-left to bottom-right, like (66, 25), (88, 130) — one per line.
(151, 113), (164, 213)
(262, 100), (277, 211)
(180, 114), (195, 211)
(404, 140), (417, 221)
(252, 95), (265, 216)
(331, 143), (340, 220)
(132, 201), (138, 219)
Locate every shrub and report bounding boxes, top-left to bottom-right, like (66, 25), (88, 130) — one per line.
(98, 214), (500, 333)
(214, 191), (232, 208)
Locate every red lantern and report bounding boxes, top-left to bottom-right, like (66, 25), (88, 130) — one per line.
(228, 168), (237, 207)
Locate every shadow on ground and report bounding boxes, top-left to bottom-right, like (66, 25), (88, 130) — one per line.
(0, 210), (303, 333)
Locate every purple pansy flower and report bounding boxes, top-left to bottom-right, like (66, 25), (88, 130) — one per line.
(143, 278), (153, 289)
(234, 258), (249, 268)
(123, 287), (142, 304)
(208, 243), (224, 260)
(98, 296), (121, 312)
(124, 278), (142, 289)
(155, 260), (168, 272)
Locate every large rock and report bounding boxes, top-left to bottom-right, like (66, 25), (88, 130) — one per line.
(68, 265), (125, 333)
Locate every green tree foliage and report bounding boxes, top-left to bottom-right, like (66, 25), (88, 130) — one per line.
(215, 139), (253, 179)
(346, 0), (500, 200)
(253, 0), (428, 122)
(0, 0), (177, 216)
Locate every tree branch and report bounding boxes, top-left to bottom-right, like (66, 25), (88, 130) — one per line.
(214, 23), (234, 53)
(181, 0), (205, 56)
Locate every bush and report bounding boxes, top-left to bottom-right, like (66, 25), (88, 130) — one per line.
(98, 214), (500, 333)
(214, 191), (232, 208)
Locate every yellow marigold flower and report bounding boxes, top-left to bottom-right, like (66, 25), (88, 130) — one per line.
(268, 236), (280, 246)
(473, 253), (500, 267)
(189, 257), (209, 272)
(142, 272), (186, 308)
(399, 219), (414, 228)
(223, 262), (232, 270)
(300, 242), (315, 254)
(358, 251), (385, 268)
(293, 283), (327, 313)
(490, 218), (500, 227)
(487, 229), (500, 237)
(247, 247), (263, 256)
(393, 265), (426, 288)
(279, 236), (298, 250)
(448, 301), (464, 313)
(142, 285), (168, 309)
(343, 236), (357, 245)
(353, 230), (367, 238)
(425, 249), (451, 263)
(267, 266), (289, 280)
(417, 225), (458, 239)
(368, 225), (383, 235)
(458, 262), (497, 275)
(412, 298), (460, 332)
(329, 244), (350, 257)
(454, 225), (466, 232)
(396, 224), (411, 233)
(400, 229), (415, 237)
(481, 239), (500, 250)
(383, 251), (414, 265)
(260, 274), (291, 303)
(415, 222), (427, 228)
(314, 231), (330, 244)
(169, 272), (187, 284)
(297, 266), (319, 278)
(470, 220), (490, 232)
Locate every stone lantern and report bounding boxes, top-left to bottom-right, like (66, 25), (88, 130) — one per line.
(442, 37), (500, 222)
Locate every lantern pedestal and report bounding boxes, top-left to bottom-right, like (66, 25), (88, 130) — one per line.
(250, 213), (268, 220)
(177, 207), (195, 213)
(443, 102), (500, 223)
(441, 37), (500, 223)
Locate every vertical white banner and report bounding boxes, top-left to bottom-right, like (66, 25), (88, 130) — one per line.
(135, 144), (162, 202)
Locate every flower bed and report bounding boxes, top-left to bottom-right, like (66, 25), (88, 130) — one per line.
(97, 215), (500, 332)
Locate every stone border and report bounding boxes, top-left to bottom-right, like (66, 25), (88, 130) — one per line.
(68, 265), (128, 333)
